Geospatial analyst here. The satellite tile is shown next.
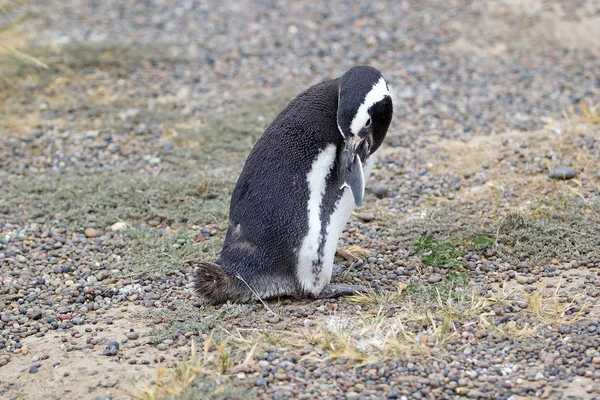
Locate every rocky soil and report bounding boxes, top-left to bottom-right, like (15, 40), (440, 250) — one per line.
(1, 0), (599, 399)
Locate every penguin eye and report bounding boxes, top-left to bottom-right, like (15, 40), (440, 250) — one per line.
(365, 118), (372, 128)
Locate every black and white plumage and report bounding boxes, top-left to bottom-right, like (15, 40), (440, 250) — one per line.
(195, 66), (393, 304)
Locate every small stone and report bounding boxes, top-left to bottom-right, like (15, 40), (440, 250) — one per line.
(84, 228), (100, 238)
(31, 309), (43, 320)
(15, 254), (26, 263)
(255, 377), (266, 386)
(267, 315), (280, 323)
(111, 222), (127, 232)
(103, 340), (119, 356)
(346, 392), (360, 400)
(274, 372), (287, 380)
(29, 365), (38, 374)
(157, 343), (168, 351)
(428, 274), (443, 284)
(356, 212), (375, 222)
(516, 275), (528, 284)
(372, 183), (388, 199)
(549, 166), (577, 180)
(135, 123), (148, 135)
(125, 331), (139, 340)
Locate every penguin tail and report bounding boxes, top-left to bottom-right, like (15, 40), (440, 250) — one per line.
(194, 261), (243, 304)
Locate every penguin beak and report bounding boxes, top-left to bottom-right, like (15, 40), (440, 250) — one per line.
(340, 136), (368, 207)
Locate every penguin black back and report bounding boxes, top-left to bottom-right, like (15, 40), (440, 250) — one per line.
(195, 66), (393, 304)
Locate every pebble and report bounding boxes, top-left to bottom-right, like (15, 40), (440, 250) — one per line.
(356, 213), (375, 222)
(102, 341), (119, 356)
(111, 222), (127, 232)
(372, 184), (388, 199)
(125, 331), (139, 340)
(84, 228), (100, 238)
(549, 166), (577, 180)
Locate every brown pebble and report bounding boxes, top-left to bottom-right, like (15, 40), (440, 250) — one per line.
(84, 228), (99, 238)
(356, 212), (375, 222)
(274, 372), (287, 380)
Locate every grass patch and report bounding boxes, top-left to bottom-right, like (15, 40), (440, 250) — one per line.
(133, 279), (591, 394)
(496, 197), (600, 264)
(126, 339), (249, 400)
(0, 171), (231, 227)
(471, 235), (495, 251)
(117, 228), (222, 278)
(164, 93), (292, 166)
(348, 273), (472, 316)
(522, 281), (588, 326)
(414, 232), (462, 269)
(2, 41), (188, 80)
(406, 272), (471, 299)
(135, 301), (251, 343)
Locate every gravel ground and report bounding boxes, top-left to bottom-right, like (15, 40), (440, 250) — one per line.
(1, 0), (600, 399)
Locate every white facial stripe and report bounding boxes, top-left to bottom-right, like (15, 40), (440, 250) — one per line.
(297, 144), (336, 294)
(350, 77), (389, 136)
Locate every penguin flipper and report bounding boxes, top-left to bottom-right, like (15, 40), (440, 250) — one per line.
(315, 284), (368, 299)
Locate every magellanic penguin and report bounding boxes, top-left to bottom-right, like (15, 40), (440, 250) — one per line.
(195, 65), (393, 304)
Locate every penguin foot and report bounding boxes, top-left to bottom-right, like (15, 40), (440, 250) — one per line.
(316, 284), (368, 299)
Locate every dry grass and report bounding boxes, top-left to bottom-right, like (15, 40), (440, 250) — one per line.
(564, 101), (600, 125)
(125, 337), (248, 400)
(522, 280), (589, 325)
(143, 279), (589, 377)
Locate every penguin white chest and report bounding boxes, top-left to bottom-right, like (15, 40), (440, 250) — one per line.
(296, 144), (337, 294)
(296, 146), (379, 295)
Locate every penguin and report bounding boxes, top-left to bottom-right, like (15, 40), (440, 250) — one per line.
(195, 65), (393, 304)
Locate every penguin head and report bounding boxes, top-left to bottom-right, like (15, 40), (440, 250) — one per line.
(337, 65), (393, 161)
(337, 66), (393, 207)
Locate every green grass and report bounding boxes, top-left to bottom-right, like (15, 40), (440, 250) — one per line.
(413, 232), (462, 269)
(472, 235), (495, 251)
